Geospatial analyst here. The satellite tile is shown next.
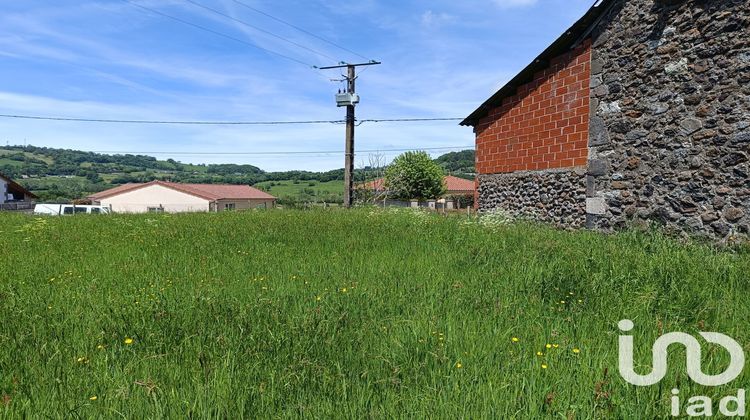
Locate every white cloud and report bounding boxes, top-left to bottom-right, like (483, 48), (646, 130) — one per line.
(420, 10), (456, 28)
(0, 0), (597, 172)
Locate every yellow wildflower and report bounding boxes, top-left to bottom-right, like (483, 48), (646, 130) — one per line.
(541, 364), (548, 369)
(511, 337), (519, 343)
(545, 344), (552, 349)
(124, 338), (134, 345)
(573, 348), (581, 354)
(89, 396), (97, 401)
(455, 362), (463, 369)
(536, 351), (544, 356)
(552, 344), (559, 348)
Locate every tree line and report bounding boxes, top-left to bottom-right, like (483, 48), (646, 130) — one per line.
(0, 145), (474, 202)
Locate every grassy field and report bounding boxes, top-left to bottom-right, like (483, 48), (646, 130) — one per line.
(1, 209), (749, 418)
(254, 180), (344, 203)
(0, 149), (54, 164)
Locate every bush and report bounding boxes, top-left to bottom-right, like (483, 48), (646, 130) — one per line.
(384, 151), (446, 200)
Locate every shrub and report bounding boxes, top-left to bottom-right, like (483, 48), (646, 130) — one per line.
(384, 151), (446, 200)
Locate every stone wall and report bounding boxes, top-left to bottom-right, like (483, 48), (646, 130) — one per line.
(586, 0), (750, 240)
(478, 168), (587, 228)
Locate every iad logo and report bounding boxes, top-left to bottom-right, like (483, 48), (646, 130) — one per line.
(618, 319), (746, 417)
(618, 319), (745, 386)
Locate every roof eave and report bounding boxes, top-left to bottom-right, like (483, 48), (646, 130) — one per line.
(460, 0), (614, 127)
(0, 172), (38, 199)
(90, 181), (276, 201)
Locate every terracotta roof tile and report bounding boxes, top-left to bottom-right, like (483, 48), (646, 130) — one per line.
(88, 183), (144, 200)
(361, 175), (475, 194)
(443, 175), (475, 193)
(88, 181), (275, 201)
(174, 183), (276, 200)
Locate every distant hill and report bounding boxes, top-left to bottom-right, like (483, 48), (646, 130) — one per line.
(0, 145), (474, 203)
(434, 150), (475, 178)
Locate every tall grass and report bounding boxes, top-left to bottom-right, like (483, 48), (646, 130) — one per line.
(1, 209), (748, 418)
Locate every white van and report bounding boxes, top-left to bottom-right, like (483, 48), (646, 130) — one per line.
(33, 204), (112, 216)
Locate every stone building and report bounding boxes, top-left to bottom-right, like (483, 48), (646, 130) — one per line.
(462, 0), (749, 240)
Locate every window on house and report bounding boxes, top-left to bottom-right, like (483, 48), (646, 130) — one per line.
(147, 207), (165, 213)
(224, 203), (236, 211)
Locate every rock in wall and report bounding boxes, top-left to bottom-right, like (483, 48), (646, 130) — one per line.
(588, 0), (750, 240)
(478, 168), (587, 228)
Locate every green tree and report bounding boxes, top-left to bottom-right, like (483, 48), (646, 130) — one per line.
(384, 151), (446, 200)
(433, 149), (475, 174)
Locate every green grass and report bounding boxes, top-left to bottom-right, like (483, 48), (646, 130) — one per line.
(0, 158), (24, 167)
(19, 175), (89, 187)
(0, 150), (54, 164)
(1, 209), (749, 418)
(255, 180), (344, 202)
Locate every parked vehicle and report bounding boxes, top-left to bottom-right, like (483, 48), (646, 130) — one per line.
(33, 204), (112, 216)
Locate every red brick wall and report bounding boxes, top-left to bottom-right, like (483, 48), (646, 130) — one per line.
(475, 40), (592, 174)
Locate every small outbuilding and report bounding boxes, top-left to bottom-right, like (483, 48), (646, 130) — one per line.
(0, 172), (36, 210)
(88, 181), (276, 213)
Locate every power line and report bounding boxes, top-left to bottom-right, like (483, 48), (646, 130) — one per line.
(0, 114), (344, 125)
(77, 146), (474, 156)
(123, 0), (316, 68)
(183, 0), (338, 62)
(357, 117), (463, 126)
(231, 0), (372, 61)
(0, 114), (465, 125)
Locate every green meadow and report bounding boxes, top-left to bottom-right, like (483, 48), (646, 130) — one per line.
(1, 209), (749, 418)
(254, 180), (344, 204)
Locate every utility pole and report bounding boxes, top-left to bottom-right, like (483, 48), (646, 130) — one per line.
(319, 61), (380, 208)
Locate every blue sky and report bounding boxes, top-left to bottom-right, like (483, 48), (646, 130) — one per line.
(0, 0), (594, 171)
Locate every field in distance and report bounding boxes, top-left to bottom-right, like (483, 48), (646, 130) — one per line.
(254, 179), (344, 205)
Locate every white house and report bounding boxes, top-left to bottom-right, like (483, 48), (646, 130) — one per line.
(88, 181), (276, 213)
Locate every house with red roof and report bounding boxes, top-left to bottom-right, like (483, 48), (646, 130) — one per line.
(359, 175), (475, 209)
(362, 175), (475, 195)
(88, 181), (276, 213)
